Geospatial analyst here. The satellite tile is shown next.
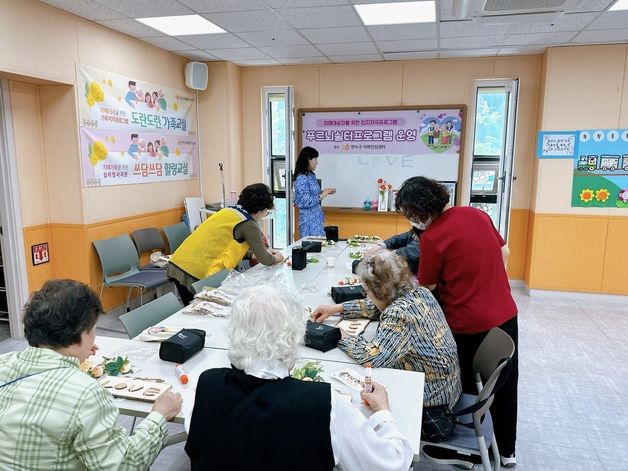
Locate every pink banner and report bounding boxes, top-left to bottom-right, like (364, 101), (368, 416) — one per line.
(81, 128), (197, 186)
(301, 109), (462, 155)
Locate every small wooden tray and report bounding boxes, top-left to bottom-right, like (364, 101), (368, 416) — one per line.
(100, 377), (171, 402)
(336, 318), (370, 337)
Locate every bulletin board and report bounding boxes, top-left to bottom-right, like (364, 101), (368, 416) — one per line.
(298, 106), (466, 208)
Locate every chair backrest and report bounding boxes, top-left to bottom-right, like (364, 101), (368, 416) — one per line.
(130, 227), (165, 255)
(469, 328), (515, 436)
(119, 292), (183, 338)
(191, 269), (230, 294)
(473, 327), (515, 383)
(93, 234), (141, 283)
(163, 222), (191, 254)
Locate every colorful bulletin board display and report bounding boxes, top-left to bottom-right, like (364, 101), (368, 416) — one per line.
(298, 107), (465, 208)
(536, 131), (578, 159)
(77, 64), (199, 187)
(571, 129), (628, 208)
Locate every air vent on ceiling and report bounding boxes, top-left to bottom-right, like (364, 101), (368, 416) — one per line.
(453, 0), (582, 23)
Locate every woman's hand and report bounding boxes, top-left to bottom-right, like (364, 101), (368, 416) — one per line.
(311, 304), (343, 322)
(320, 188), (336, 199)
(360, 382), (390, 413)
(272, 251), (285, 263)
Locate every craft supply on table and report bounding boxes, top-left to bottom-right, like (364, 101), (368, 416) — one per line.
(182, 300), (230, 317)
(363, 363), (373, 393)
(175, 364), (189, 384)
(100, 377), (171, 402)
(331, 368), (366, 391)
(137, 326), (181, 342)
(336, 318), (370, 337)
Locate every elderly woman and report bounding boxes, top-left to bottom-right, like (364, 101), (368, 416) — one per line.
(185, 285), (413, 471)
(168, 183), (284, 304)
(395, 176), (518, 468)
(0, 279), (182, 470)
(312, 250), (461, 439)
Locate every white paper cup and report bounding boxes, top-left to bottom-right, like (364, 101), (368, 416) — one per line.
(326, 257), (336, 268)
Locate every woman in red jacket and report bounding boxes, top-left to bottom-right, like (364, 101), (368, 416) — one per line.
(395, 176), (518, 468)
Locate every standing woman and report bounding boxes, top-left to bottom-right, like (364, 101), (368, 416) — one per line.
(293, 146), (336, 237)
(395, 176), (519, 468)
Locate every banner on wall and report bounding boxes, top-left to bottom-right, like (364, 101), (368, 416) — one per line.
(301, 109), (462, 155)
(571, 129), (628, 208)
(77, 64), (198, 187)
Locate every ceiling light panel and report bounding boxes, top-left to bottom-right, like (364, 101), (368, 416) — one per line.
(609, 0), (628, 11)
(355, 1), (436, 26)
(136, 15), (226, 36)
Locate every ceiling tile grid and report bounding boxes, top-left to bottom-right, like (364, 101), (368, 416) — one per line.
(37, 0), (628, 66)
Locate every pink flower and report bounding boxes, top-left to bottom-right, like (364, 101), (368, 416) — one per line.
(377, 178), (384, 184)
(619, 189), (628, 203)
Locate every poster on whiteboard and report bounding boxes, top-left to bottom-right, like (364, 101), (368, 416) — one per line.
(76, 64), (198, 187)
(300, 108), (464, 208)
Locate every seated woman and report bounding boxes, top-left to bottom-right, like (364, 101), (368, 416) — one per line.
(185, 285), (414, 471)
(312, 250), (461, 438)
(0, 279), (182, 470)
(168, 183), (284, 303)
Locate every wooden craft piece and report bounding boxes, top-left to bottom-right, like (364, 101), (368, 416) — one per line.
(336, 318), (370, 337)
(100, 377), (172, 403)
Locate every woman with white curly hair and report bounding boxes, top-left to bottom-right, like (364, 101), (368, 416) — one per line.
(185, 284), (413, 471)
(312, 249), (462, 442)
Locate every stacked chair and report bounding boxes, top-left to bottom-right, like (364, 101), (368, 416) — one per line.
(93, 234), (172, 311)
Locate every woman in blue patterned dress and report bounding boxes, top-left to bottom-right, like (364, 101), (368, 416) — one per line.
(293, 146), (336, 237)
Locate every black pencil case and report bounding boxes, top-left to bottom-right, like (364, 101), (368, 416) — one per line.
(159, 328), (205, 363)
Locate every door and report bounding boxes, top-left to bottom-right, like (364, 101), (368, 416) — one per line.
(262, 87), (293, 249)
(469, 80), (518, 238)
(0, 80), (30, 339)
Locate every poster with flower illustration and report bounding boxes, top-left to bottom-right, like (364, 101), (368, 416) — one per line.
(77, 64), (198, 187)
(571, 129), (628, 208)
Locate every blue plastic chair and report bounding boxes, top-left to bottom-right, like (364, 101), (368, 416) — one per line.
(163, 222), (191, 254)
(93, 234), (172, 311)
(130, 227), (166, 271)
(119, 292), (183, 339)
(191, 269), (230, 294)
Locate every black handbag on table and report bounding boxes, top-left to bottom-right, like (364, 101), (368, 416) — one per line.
(330, 285), (366, 304)
(159, 328), (206, 363)
(304, 320), (341, 352)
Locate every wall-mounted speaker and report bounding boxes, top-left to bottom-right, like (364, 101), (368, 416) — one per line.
(185, 61), (208, 91)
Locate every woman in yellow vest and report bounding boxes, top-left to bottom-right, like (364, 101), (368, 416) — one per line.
(168, 183), (284, 303)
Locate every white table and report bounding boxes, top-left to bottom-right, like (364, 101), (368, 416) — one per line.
(95, 336), (424, 459)
(158, 241), (378, 363)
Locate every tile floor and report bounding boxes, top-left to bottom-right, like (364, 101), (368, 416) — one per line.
(1, 286), (627, 470)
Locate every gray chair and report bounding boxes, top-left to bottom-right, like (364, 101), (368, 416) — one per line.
(163, 222), (191, 254)
(93, 234), (172, 311)
(119, 292), (183, 339)
(130, 227), (166, 271)
(422, 327), (515, 471)
(191, 269), (230, 294)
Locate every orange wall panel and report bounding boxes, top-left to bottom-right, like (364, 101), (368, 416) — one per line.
(322, 210), (399, 240)
(601, 218), (628, 294)
(528, 214), (608, 292)
(50, 224), (90, 283)
(506, 209), (529, 280)
(23, 225), (53, 293)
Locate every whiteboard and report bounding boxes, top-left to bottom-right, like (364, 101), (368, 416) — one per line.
(316, 153), (458, 208)
(299, 107), (465, 208)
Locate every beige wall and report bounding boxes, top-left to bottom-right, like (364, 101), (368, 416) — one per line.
(2, 0), (200, 227)
(242, 56), (541, 212)
(525, 44), (628, 295)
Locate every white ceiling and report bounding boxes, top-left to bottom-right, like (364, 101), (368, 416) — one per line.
(38, 0), (628, 66)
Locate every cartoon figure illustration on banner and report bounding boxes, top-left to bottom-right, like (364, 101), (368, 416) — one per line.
(125, 81), (137, 108)
(128, 133), (140, 160)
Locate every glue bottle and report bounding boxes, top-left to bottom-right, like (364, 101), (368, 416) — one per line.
(363, 362), (373, 393)
(175, 364), (188, 384)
